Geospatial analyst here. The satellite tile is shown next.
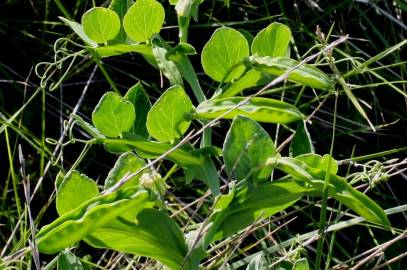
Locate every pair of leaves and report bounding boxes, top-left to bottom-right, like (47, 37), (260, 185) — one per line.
(81, 0), (164, 44)
(201, 23), (291, 83)
(267, 154), (390, 226)
(92, 83), (150, 139)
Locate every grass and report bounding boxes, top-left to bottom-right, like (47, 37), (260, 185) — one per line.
(0, 0), (406, 269)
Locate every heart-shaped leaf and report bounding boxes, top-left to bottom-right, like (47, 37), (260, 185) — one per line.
(81, 7), (121, 44)
(201, 27), (249, 82)
(146, 85), (193, 142)
(223, 115), (276, 182)
(123, 0), (165, 43)
(251, 22), (292, 57)
(56, 171), (99, 216)
(92, 92), (136, 138)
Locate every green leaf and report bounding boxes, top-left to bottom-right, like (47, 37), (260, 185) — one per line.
(268, 157), (391, 226)
(93, 136), (220, 195)
(201, 27), (250, 82)
(92, 92), (136, 138)
(59, 17), (97, 47)
(37, 187), (154, 254)
(92, 44), (153, 58)
(56, 171), (99, 216)
(123, 0), (165, 43)
(151, 36), (183, 85)
(296, 153), (338, 175)
(207, 180), (314, 242)
(289, 121), (314, 157)
(81, 7), (120, 44)
(196, 97), (304, 124)
(104, 152), (147, 190)
(293, 258), (310, 270)
(57, 251), (84, 270)
(124, 83), (151, 138)
(251, 56), (333, 90)
(251, 22), (292, 57)
(219, 69), (271, 98)
(147, 85), (193, 142)
(223, 115), (276, 182)
(85, 209), (187, 270)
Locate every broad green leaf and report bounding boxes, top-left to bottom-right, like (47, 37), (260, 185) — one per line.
(125, 83), (151, 138)
(223, 115), (276, 182)
(56, 171), (99, 216)
(57, 251), (84, 270)
(151, 36), (183, 85)
(92, 44), (153, 58)
(251, 22), (292, 57)
(92, 92), (135, 138)
(201, 27), (249, 82)
(93, 136), (220, 195)
(293, 258), (310, 270)
(268, 156), (391, 226)
(123, 0), (165, 43)
(104, 152), (147, 190)
(207, 180), (314, 242)
(251, 56), (333, 90)
(238, 29), (255, 48)
(147, 85), (193, 142)
(85, 209), (187, 270)
(219, 69), (271, 98)
(37, 187), (154, 254)
(196, 97), (304, 124)
(246, 254), (268, 270)
(59, 17), (97, 47)
(81, 7), (120, 44)
(289, 121), (314, 157)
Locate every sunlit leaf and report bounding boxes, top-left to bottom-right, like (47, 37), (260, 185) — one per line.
(251, 22), (292, 57)
(81, 7), (120, 44)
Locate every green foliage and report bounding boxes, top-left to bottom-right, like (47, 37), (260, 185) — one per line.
(201, 27), (249, 82)
(196, 97), (304, 123)
(123, 0), (165, 43)
(289, 121), (314, 157)
(57, 251), (84, 270)
(56, 171), (99, 215)
(251, 22), (292, 57)
(251, 56), (333, 90)
(223, 115), (276, 182)
(124, 83), (151, 138)
(81, 7), (121, 44)
(92, 92), (135, 138)
(147, 85), (193, 142)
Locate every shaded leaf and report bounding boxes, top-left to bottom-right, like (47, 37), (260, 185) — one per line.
(223, 115), (276, 182)
(125, 83), (151, 138)
(57, 251), (84, 270)
(92, 44), (153, 58)
(85, 209), (187, 270)
(201, 27), (249, 82)
(289, 121), (314, 157)
(59, 17), (97, 47)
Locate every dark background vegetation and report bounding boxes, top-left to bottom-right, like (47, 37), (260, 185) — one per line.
(0, 0), (406, 268)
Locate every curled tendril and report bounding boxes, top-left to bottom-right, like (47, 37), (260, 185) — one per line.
(34, 37), (87, 91)
(348, 160), (389, 188)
